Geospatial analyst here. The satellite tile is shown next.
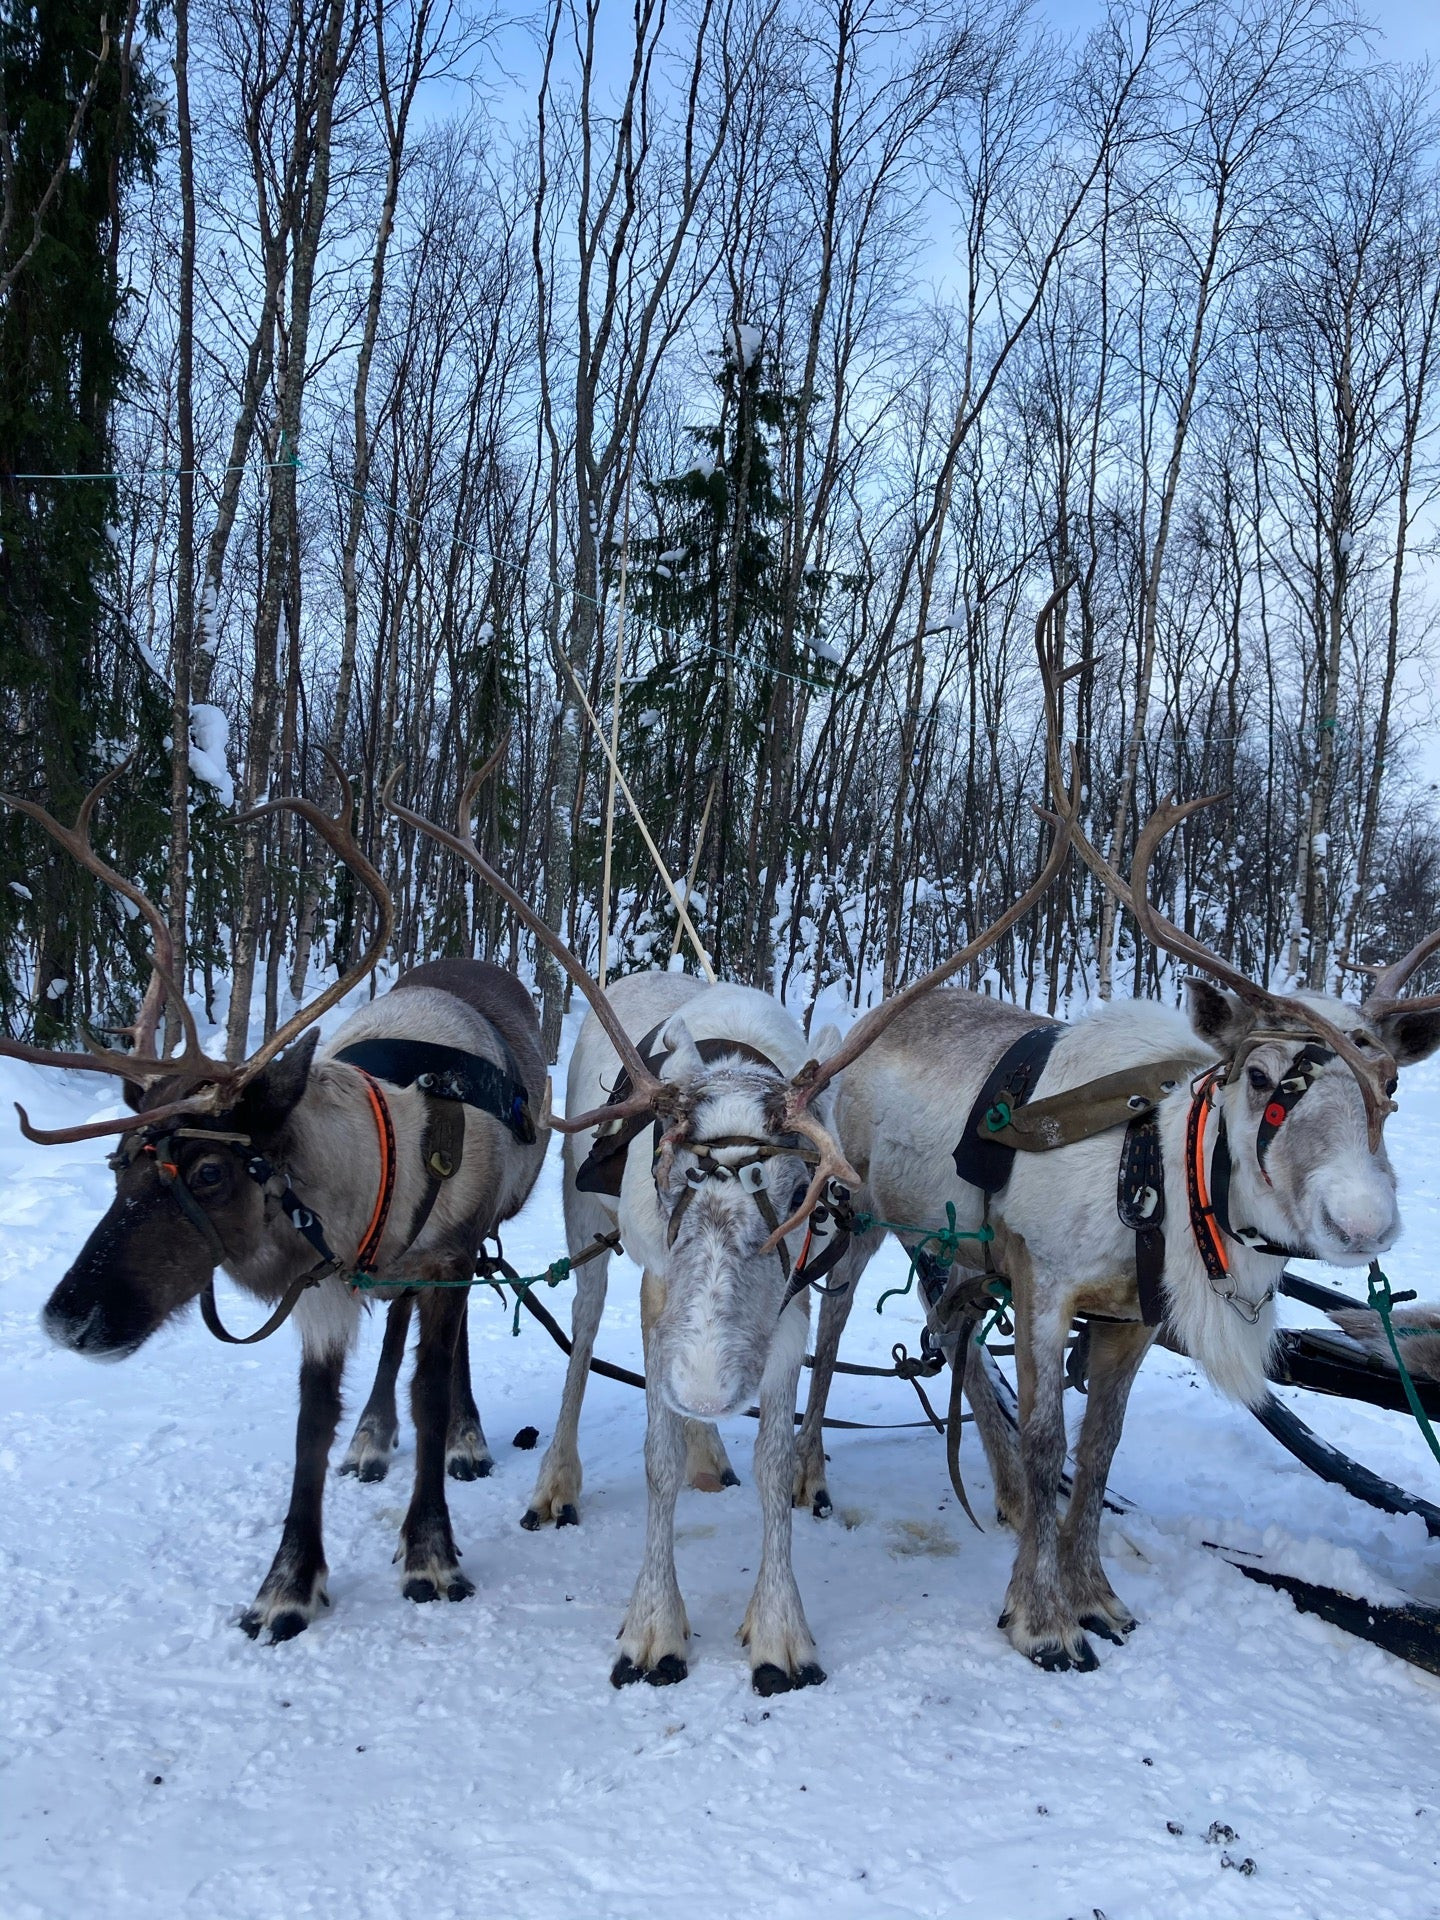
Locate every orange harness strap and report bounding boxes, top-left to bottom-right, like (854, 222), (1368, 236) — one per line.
(352, 1069), (398, 1273)
(1185, 1068), (1230, 1280)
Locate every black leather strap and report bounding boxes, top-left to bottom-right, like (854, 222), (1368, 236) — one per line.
(1116, 1109), (1167, 1326)
(953, 1023), (1065, 1194)
(334, 1037), (535, 1143)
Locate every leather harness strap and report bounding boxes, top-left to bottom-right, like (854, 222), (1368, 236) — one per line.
(352, 1069), (398, 1274)
(1117, 1108), (1167, 1326)
(334, 1035), (535, 1144)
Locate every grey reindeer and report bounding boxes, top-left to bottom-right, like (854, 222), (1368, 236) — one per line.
(794, 604), (1440, 1673)
(8, 758), (548, 1641)
(380, 769), (1077, 1692)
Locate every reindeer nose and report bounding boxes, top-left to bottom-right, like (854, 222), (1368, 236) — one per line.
(1320, 1200), (1395, 1253)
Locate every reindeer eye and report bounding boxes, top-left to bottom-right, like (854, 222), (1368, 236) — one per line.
(1247, 1066), (1272, 1093)
(194, 1161), (225, 1188)
(1386, 1076), (1398, 1098)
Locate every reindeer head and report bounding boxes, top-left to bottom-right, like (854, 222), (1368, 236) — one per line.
(2, 756), (392, 1360)
(43, 1038), (322, 1358)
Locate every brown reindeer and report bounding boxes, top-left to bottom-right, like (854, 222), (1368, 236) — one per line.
(6, 758), (548, 1640)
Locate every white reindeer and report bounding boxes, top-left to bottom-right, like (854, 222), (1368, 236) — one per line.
(385, 776), (1072, 1692)
(794, 611), (1440, 1671)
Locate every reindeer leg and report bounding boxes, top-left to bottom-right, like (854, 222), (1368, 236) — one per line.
(744, 1302), (824, 1694)
(446, 1299), (493, 1480)
(794, 1234), (870, 1517)
(998, 1245), (1096, 1672)
(613, 1290), (690, 1687)
(242, 1345), (346, 1643)
(1059, 1318), (1153, 1644)
(339, 1293), (412, 1481)
(400, 1288), (475, 1603)
(523, 1243), (610, 1529)
(963, 1337), (1025, 1528)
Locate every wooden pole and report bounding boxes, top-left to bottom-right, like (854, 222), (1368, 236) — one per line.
(598, 485), (630, 987)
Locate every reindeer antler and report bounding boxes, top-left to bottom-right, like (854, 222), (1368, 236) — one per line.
(753, 778), (1076, 1253)
(235, 748), (395, 1087)
(1032, 591), (1397, 1150)
(1366, 926), (1440, 1017)
(3, 753), (394, 1146)
(381, 759), (673, 1134)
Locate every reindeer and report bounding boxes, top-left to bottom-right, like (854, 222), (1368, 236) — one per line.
(793, 599), (1440, 1672)
(7, 759), (549, 1640)
(381, 770), (1075, 1692)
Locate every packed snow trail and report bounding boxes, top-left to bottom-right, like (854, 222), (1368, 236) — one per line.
(3, 1010), (1440, 1919)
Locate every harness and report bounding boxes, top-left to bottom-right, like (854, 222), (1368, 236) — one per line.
(575, 1022), (853, 1312)
(132, 1035), (534, 1343)
(953, 1025), (1340, 1329)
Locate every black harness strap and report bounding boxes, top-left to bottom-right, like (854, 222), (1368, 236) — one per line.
(1116, 1109), (1167, 1326)
(334, 1036), (535, 1144)
(953, 1023), (1065, 1194)
(1254, 1042), (1334, 1181)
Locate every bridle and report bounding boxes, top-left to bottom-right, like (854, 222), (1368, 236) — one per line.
(1185, 1032), (1391, 1322)
(659, 1130), (853, 1313)
(115, 1068), (403, 1344)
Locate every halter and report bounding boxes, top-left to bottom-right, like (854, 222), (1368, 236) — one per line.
(120, 1068), (427, 1343)
(659, 1133), (852, 1312)
(1183, 1039), (1345, 1323)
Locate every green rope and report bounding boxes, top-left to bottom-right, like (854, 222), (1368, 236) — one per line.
(1367, 1261), (1440, 1471)
(862, 1202), (995, 1314)
(974, 1279), (1014, 1348)
(348, 1254), (577, 1336)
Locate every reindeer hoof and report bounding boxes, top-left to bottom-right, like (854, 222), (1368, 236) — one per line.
(752, 1660), (826, 1696)
(556, 1504), (579, 1528)
(520, 1509), (542, 1531)
(1079, 1613), (1130, 1646)
(811, 1489), (832, 1519)
(403, 1570), (475, 1604)
(447, 1455), (493, 1482)
(1031, 1637), (1098, 1674)
(721, 1468), (741, 1488)
(356, 1459), (390, 1483)
(611, 1653), (688, 1689)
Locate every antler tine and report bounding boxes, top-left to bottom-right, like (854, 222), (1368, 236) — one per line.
(1, 754), (184, 1060)
(457, 732), (510, 828)
(1122, 792), (1274, 1007)
(382, 765), (669, 1129)
(1368, 925), (1440, 1012)
(235, 753), (395, 1084)
(758, 1108), (862, 1255)
(780, 785), (1076, 1124)
(12, 1088), (224, 1148)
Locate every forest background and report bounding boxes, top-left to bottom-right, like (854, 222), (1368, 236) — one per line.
(4, 0), (1440, 1063)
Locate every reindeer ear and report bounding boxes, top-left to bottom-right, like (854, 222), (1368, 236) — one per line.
(1184, 978), (1251, 1052)
(234, 1029), (321, 1138)
(1375, 1006), (1440, 1068)
(657, 1016), (703, 1086)
(810, 1023), (843, 1063)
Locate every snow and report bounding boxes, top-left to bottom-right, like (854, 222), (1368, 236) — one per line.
(3, 1007), (1440, 1917)
(10, 882), (32, 900)
(801, 635), (843, 666)
(189, 704), (235, 807)
(44, 977), (68, 1000)
(731, 322), (763, 371)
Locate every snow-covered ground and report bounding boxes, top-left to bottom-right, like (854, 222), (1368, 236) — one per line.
(4, 1001), (1440, 1920)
